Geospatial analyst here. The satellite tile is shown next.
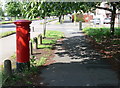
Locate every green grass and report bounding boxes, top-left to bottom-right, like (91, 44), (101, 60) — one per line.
(82, 27), (120, 42)
(83, 27), (120, 36)
(0, 31), (16, 38)
(38, 45), (53, 49)
(10, 54), (16, 60)
(32, 39), (54, 49)
(48, 19), (57, 22)
(55, 22), (61, 24)
(36, 57), (47, 66)
(0, 21), (13, 24)
(30, 56), (47, 67)
(42, 39), (56, 44)
(45, 30), (64, 39)
(32, 30), (64, 49)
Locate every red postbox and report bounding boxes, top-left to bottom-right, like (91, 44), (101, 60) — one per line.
(14, 20), (31, 71)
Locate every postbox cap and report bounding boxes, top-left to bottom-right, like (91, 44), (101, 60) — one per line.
(14, 19), (32, 25)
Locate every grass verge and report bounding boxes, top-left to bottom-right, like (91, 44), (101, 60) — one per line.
(0, 21), (13, 24)
(82, 27), (120, 43)
(38, 45), (53, 49)
(32, 30), (64, 49)
(42, 39), (56, 44)
(0, 31), (16, 38)
(45, 30), (64, 39)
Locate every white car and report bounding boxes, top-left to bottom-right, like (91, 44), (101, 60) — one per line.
(5, 17), (11, 21)
(90, 18), (101, 24)
(103, 18), (111, 24)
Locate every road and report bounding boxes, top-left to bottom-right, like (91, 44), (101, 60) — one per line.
(0, 17), (57, 33)
(0, 23), (16, 33)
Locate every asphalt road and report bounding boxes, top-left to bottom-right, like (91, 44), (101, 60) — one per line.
(0, 17), (57, 33)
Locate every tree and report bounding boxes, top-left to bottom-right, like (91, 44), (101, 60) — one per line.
(5, 2), (22, 18)
(0, 1), (4, 17)
(21, 2), (41, 19)
(95, 2), (120, 35)
(0, 7), (4, 16)
(22, 1), (53, 38)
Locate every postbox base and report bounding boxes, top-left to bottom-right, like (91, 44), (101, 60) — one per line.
(16, 62), (30, 72)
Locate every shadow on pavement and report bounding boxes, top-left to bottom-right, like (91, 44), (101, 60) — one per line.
(63, 21), (72, 23)
(56, 35), (102, 60)
(40, 62), (118, 86)
(71, 31), (85, 34)
(39, 35), (119, 86)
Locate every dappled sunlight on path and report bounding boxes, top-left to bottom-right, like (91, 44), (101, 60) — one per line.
(39, 29), (119, 86)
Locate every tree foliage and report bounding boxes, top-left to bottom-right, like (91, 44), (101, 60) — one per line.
(21, 2), (98, 20)
(5, 2), (22, 17)
(5, 1), (100, 20)
(0, 7), (4, 16)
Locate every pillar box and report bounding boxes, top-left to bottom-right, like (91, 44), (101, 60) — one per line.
(14, 20), (31, 72)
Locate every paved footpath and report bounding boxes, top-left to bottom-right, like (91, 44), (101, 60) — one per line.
(39, 19), (120, 86)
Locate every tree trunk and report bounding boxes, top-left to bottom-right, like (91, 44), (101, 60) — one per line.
(43, 18), (46, 38)
(63, 15), (64, 20)
(59, 15), (61, 22)
(110, 5), (116, 35)
(74, 11), (77, 25)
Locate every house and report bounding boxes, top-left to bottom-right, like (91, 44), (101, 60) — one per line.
(95, 2), (120, 26)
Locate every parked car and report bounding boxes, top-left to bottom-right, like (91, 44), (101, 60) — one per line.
(90, 18), (101, 24)
(4, 17), (11, 21)
(103, 18), (111, 24)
